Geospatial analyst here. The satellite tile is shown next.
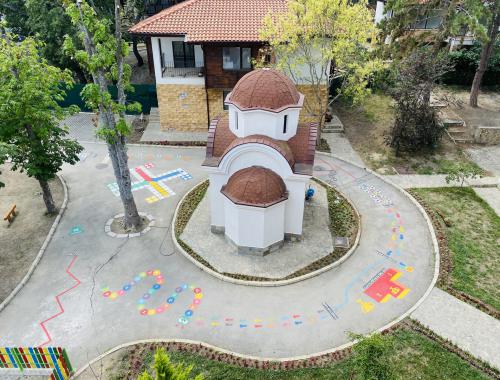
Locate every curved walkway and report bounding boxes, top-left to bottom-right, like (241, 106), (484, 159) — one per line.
(0, 144), (437, 370)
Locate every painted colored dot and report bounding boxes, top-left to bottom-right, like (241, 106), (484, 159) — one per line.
(194, 288), (201, 294)
(153, 270), (161, 276)
(189, 304), (196, 310)
(140, 272), (146, 278)
(195, 293), (203, 299)
(175, 287), (183, 293)
(130, 281), (136, 286)
(118, 290), (125, 296)
(157, 279), (164, 285)
(156, 307), (164, 313)
(193, 299), (201, 305)
(399, 234), (404, 240)
(182, 284), (188, 289)
(109, 292), (118, 300)
(140, 309), (148, 315)
(148, 309), (156, 315)
(143, 293), (150, 299)
(147, 270), (153, 276)
(103, 291), (111, 297)
(148, 289), (155, 295)
(167, 297), (175, 304)
(124, 285), (131, 291)
(185, 310), (193, 317)
(406, 266), (414, 272)
(153, 284), (161, 290)
(178, 316), (189, 325)
(156, 275), (164, 281)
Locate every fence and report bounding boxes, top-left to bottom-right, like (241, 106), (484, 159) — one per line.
(0, 347), (73, 380)
(59, 84), (158, 114)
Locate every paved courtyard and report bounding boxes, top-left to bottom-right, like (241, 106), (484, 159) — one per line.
(0, 142), (437, 371)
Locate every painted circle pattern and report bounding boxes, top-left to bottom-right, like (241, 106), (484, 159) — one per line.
(101, 269), (202, 325)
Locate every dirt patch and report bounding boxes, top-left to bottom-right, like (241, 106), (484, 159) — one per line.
(0, 165), (64, 303)
(335, 93), (486, 174)
(110, 216), (150, 235)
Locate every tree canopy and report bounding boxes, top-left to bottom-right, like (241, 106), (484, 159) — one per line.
(0, 35), (83, 212)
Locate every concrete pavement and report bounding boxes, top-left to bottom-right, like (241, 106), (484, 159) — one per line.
(0, 143), (437, 371)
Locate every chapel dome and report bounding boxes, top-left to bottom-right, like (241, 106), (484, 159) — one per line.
(221, 166), (288, 207)
(225, 68), (303, 112)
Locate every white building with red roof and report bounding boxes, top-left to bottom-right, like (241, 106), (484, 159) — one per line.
(130, 0), (328, 133)
(202, 68), (316, 255)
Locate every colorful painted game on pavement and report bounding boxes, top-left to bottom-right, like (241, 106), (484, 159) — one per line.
(107, 163), (192, 203)
(363, 268), (410, 303)
(0, 347), (73, 380)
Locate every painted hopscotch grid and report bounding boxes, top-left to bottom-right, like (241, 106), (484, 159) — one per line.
(0, 347), (73, 380)
(107, 163), (192, 203)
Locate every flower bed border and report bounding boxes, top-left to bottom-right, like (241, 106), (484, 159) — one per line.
(172, 177), (361, 287)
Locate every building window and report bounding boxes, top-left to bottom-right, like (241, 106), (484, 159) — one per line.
(222, 90), (231, 110)
(172, 41), (195, 68)
(222, 47), (251, 70)
(283, 115), (288, 134)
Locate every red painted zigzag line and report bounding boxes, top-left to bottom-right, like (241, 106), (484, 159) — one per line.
(38, 256), (81, 347)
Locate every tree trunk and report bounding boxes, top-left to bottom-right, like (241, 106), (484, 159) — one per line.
(38, 179), (56, 214)
(75, 0), (143, 230)
(132, 36), (144, 67)
(470, 11), (499, 107)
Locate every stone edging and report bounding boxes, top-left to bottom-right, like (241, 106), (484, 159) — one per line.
(171, 178), (362, 287)
(105, 212), (155, 238)
(0, 174), (68, 313)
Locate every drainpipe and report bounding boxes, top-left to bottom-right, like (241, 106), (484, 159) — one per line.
(202, 45), (210, 128)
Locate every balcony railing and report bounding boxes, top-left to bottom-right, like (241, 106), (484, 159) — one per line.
(161, 61), (205, 78)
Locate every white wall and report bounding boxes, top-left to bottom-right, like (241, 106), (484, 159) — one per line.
(151, 36), (205, 85)
(206, 143), (310, 237)
(227, 104), (301, 141)
(375, 1), (386, 24)
(224, 199), (286, 249)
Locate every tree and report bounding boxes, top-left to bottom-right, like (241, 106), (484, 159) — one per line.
(349, 332), (395, 380)
(445, 162), (482, 186)
(123, 0), (145, 66)
(138, 348), (203, 380)
(0, 143), (13, 189)
(64, 0), (143, 230)
(0, 35), (83, 213)
(380, 0), (498, 107)
(390, 48), (451, 155)
(469, 1), (500, 107)
(260, 0), (382, 143)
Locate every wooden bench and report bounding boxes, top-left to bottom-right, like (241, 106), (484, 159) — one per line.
(4, 204), (17, 224)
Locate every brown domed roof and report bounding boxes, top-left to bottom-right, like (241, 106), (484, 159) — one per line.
(226, 69), (303, 112)
(221, 166), (288, 207)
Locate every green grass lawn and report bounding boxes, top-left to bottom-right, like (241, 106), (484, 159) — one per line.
(412, 187), (500, 310)
(107, 330), (490, 380)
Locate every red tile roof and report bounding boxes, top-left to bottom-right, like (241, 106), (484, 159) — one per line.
(130, 0), (288, 42)
(203, 116), (317, 175)
(226, 69), (303, 112)
(221, 166), (288, 207)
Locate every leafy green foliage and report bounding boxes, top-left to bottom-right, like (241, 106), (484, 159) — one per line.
(443, 42), (500, 86)
(138, 348), (203, 380)
(390, 49), (450, 155)
(444, 162), (482, 186)
(260, 0), (383, 125)
(64, 0), (140, 142)
(0, 143), (14, 189)
(0, 35), (82, 183)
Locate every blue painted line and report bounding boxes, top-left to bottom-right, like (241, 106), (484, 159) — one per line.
(28, 347), (41, 368)
(332, 258), (386, 312)
(48, 347), (64, 380)
(6, 348), (17, 368)
(153, 170), (183, 182)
